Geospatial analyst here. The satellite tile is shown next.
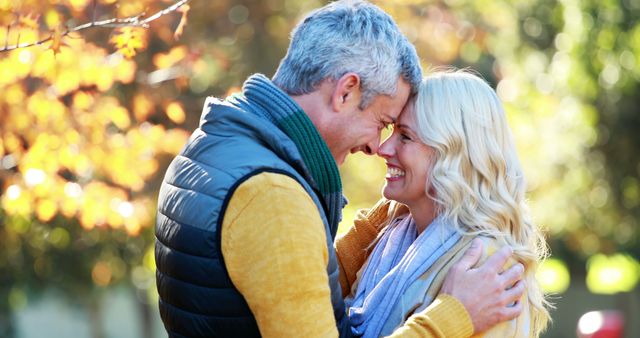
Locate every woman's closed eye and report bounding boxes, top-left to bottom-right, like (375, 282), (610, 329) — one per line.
(400, 133), (412, 142)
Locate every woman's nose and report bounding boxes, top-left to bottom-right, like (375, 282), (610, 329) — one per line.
(377, 137), (394, 158)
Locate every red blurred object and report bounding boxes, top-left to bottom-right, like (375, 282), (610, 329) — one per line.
(577, 310), (625, 338)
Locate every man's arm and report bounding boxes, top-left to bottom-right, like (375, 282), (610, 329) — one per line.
(221, 173), (338, 338)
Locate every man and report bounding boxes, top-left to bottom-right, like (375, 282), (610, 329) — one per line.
(155, 1), (525, 337)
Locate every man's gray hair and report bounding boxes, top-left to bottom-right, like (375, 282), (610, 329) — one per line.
(272, 0), (422, 108)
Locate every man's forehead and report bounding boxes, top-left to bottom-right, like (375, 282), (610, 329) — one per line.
(384, 98), (410, 120)
(391, 84), (412, 115)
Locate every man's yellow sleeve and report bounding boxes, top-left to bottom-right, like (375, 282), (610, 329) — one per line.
(221, 172), (338, 338)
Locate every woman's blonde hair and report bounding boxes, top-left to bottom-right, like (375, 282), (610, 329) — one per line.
(412, 69), (550, 335)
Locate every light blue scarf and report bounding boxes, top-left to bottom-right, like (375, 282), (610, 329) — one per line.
(346, 215), (462, 338)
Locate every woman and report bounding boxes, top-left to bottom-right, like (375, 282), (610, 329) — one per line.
(337, 70), (550, 337)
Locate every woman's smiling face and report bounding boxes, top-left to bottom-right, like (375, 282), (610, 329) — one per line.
(377, 101), (436, 208)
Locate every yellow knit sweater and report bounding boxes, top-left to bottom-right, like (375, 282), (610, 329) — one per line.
(221, 173), (473, 338)
(336, 199), (534, 338)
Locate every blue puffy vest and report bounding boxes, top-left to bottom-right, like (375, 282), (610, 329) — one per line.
(155, 97), (348, 338)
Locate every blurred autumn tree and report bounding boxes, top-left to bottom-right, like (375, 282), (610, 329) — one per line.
(0, 0), (639, 337)
(0, 1), (193, 337)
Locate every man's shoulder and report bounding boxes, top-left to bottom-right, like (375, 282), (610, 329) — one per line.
(234, 171), (310, 200)
(223, 172), (322, 232)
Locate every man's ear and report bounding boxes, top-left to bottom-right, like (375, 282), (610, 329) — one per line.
(331, 72), (361, 112)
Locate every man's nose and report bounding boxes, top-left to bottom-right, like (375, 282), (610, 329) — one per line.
(363, 136), (381, 155)
(363, 144), (377, 155)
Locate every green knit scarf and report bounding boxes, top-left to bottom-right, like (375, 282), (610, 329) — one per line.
(241, 74), (344, 237)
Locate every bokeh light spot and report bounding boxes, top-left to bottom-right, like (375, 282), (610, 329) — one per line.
(6, 184), (21, 200)
(537, 258), (570, 294)
(24, 168), (46, 186)
(586, 254), (640, 294)
(92, 262), (112, 287)
(578, 311), (603, 335)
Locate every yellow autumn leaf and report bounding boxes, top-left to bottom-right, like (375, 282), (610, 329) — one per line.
(114, 58), (136, 84)
(32, 49), (56, 78)
(19, 13), (40, 29)
(139, 159), (159, 177)
(4, 84), (26, 107)
(53, 67), (82, 95)
(27, 91), (66, 125)
(124, 217), (141, 236)
(45, 9), (60, 29)
(60, 197), (79, 218)
(110, 27), (148, 58)
(2, 184), (33, 216)
(80, 212), (97, 230)
(36, 199), (57, 222)
(110, 106), (131, 130)
(73, 91), (94, 110)
(3, 48), (33, 83)
(68, 0), (90, 11)
(133, 94), (154, 121)
(166, 102), (186, 124)
(106, 204), (124, 229)
(64, 129), (80, 145)
(49, 25), (66, 55)
(0, 58), (18, 87)
(161, 129), (189, 154)
(95, 67), (115, 92)
(3, 133), (21, 153)
(117, 2), (145, 17)
(153, 46), (187, 69)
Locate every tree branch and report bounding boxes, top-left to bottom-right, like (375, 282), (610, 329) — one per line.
(0, 0), (189, 53)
